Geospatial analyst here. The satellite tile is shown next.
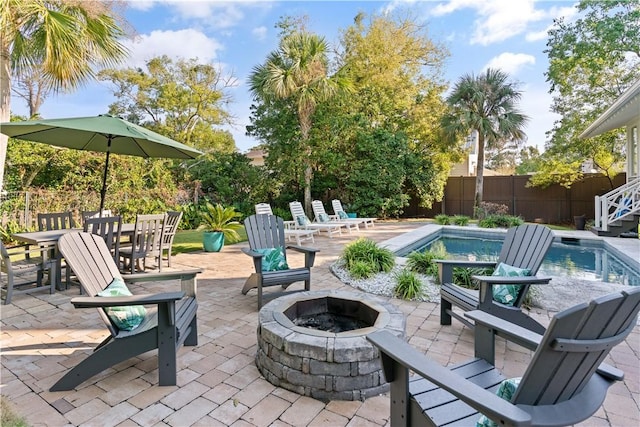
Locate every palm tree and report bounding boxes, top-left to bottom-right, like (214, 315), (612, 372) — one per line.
(0, 0), (129, 190)
(248, 31), (347, 214)
(442, 68), (528, 214)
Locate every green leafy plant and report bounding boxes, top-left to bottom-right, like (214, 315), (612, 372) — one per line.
(406, 250), (439, 277)
(198, 202), (243, 242)
(342, 238), (395, 277)
(452, 266), (494, 289)
(452, 215), (470, 226)
(478, 214), (523, 228)
(349, 260), (375, 279)
(394, 269), (423, 300)
(434, 214), (450, 225)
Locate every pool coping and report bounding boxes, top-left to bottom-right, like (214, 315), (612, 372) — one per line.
(381, 224), (640, 275)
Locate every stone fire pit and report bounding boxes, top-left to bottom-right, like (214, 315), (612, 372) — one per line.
(256, 290), (405, 401)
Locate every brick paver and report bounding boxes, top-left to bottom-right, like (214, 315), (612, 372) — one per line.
(2, 221), (639, 426)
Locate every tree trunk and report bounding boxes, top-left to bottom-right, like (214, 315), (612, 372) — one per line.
(0, 46), (11, 192)
(474, 131), (485, 217)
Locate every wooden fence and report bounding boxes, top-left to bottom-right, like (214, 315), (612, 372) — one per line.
(404, 173), (627, 223)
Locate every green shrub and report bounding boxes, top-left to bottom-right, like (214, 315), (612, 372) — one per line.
(349, 260), (375, 279)
(434, 214), (450, 225)
(394, 269), (423, 300)
(452, 215), (470, 226)
(342, 238), (395, 277)
(406, 250), (439, 277)
(478, 214), (523, 228)
(451, 266), (494, 288)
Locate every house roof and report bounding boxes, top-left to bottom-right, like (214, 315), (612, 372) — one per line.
(580, 79), (640, 139)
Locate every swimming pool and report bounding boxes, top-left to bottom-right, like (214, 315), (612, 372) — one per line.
(401, 231), (640, 286)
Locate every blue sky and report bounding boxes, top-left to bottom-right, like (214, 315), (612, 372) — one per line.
(11, 0), (580, 153)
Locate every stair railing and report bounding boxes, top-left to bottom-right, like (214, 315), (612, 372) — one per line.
(595, 177), (640, 231)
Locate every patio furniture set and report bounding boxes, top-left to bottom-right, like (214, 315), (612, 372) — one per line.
(2, 209), (183, 302)
(2, 207), (639, 426)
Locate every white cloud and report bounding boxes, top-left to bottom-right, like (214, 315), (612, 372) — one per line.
(124, 29), (224, 68)
(484, 53), (535, 75)
(429, 0), (577, 46)
(252, 26), (268, 41)
(127, 0), (156, 11)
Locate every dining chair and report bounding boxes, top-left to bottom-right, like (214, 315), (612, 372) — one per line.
(161, 211), (183, 268)
(81, 209), (113, 225)
(83, 215), (123, 264)
(1, 241), (56, 304)
(37, 211), (76, 231)
(37, 211), (76, 286)
(119, 213), (166, 274)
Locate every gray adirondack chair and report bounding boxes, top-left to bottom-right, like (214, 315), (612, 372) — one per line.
(368, 287), (640, 427)
(437, 224), (554, 334)
(51, 232), (202, 391)
(241, 214), (319, 308)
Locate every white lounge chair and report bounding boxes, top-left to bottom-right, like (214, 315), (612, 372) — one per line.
(255, 203), (317, 245)
(311, 200), (362, 233)
(289, 201), (343, 238)
(331, 199), (377, 228)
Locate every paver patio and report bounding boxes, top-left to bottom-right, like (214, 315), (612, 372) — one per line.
(1, 221), (639, 426)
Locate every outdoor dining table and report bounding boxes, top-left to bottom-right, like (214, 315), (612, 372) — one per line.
(12, 224), (136, 290)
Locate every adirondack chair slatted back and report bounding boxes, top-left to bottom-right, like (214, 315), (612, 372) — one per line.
(515, 288), (640, 406)
(245, 214), (286, 254)
(38, 211), (75, 231)
(255, 203), (273, 215)
(58, 232), (122, 337)
(498, 224), (554, 275)
(83, 215), (122, 263)
(289, 202), (308, 222)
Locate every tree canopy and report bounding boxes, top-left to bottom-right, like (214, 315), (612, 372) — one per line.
(537, 0), (640, 188)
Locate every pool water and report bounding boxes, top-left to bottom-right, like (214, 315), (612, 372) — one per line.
(419, 236), (640, 286)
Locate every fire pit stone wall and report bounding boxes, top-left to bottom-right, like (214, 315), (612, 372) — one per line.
(256, 290), (405, 401)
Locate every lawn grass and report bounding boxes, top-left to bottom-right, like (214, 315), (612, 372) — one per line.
(1, 397), (28, 427)
(172, 228), (248, 255)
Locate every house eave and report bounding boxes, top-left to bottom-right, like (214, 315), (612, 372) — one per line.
(579, 79), (640, 139)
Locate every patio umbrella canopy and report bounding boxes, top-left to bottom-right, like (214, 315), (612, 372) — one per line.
(0, 114), (202, 211)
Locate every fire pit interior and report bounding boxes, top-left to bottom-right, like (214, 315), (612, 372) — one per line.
(286, 296), (378, 332)
(256, 291), (405, 401)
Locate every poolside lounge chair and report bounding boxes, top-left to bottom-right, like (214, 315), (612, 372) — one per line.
(311, 200), (361, 233)
(331, 199), (377, 228)
(289, 201), (343, 238)
(255, 203), (318, 245)
(52, 232), (202, 391)
(242, 214), (319, 308)
(367, 287), (640, 427)
(437, 223), (554, 334)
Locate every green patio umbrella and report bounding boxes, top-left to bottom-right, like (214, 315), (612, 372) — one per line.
(0, 114), (203, 212)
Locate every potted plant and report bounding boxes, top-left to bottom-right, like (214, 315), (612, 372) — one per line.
(199, 202), (243, 252)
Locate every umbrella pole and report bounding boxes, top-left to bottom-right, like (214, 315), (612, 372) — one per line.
(99, 136), (113, 214)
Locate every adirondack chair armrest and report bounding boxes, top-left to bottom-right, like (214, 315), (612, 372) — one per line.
(472, 275), (553, 285)
(367, 330), (532, 426)
(436, 259), (497, 284)
(466, 310), (542, 351)
(287, 245), (319, 268)
(123, 269), (202, 283)
(70, 291), (186, 308)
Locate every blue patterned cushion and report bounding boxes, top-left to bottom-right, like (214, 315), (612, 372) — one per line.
(255, 247), (289, 272)
(477, 378), (521, 426)
(338, 211), (349, 220)
(97, 277), (147, 331)
(318, 213), (330, 223)
(491, 263), (531, 306)
(296, 215), (310, 226)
